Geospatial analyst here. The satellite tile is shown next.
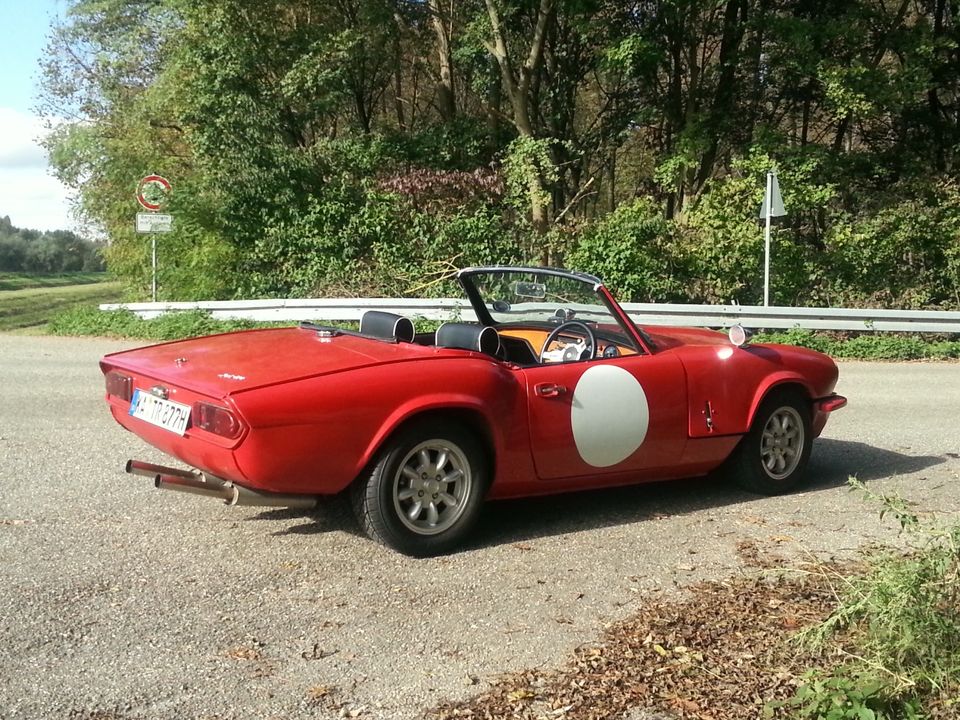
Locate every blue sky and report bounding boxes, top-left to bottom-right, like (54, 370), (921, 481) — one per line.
(0, 0), (73, 231)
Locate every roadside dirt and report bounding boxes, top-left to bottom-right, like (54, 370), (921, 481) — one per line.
(428, 575), (832, 720)
(422, 540), (837, 720)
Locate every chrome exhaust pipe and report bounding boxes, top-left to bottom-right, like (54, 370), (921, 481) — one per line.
(128, 458), (318, 509)
(126, 459), (197, 481)
(153, 472), (318, 509)
(154, 473), (237, 502)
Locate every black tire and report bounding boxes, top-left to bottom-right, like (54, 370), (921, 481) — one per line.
(727, 389), (813, 495)
(350, 419), (489, 556)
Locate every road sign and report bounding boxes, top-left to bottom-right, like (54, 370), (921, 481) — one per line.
(136, 175), (171, 211)
(136, 212), (173, 233)
(758, 172), (786, 219)
(135, 176), (173, 303)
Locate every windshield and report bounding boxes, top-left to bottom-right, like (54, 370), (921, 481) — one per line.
(460, 268), (626, 332)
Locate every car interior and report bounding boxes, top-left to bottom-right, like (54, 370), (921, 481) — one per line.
(357, 310), (639, 366)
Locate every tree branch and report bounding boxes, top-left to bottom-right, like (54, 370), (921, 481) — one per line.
(522, 0), (554, 84)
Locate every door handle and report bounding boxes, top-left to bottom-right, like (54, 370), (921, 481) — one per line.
(535, 383), (567, 398)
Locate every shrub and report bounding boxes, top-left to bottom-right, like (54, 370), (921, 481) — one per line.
(769, 479), (960, 718)
(822, 179), (960, 310)
(566, 198), (687, 302)
(755, 330), (960, 360)
(49, 307), (267, 340)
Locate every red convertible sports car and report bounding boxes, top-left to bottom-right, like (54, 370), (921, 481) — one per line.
(102, 266), (846, 556)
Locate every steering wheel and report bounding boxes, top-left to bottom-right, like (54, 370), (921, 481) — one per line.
(539, 321), (597, 363)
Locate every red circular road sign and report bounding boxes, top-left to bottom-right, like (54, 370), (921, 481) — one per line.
(136, 175), (172, 211)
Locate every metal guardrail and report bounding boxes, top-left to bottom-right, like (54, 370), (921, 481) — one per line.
(99, 298), (960, 333)
(621, 303), (960, 333)
(100, 298), (474, 321)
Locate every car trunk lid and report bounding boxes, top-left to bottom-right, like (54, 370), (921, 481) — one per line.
(101, 326), (430, 397)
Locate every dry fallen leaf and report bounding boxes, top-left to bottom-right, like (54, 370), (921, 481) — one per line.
(429, 572), (842, 720)
(226, 645), (261, 661)
(506, 689), (535, 702)
(768, 535), (795, 544)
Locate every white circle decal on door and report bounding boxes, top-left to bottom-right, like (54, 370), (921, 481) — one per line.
(571, 364), (649, 467)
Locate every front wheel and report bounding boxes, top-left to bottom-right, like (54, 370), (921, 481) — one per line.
(351, 420), (488, 556)
(727, 390), (813, 495)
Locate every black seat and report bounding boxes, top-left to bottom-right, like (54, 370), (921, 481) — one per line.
(359, 310), (415, 343)
(435, 322), (500, 356)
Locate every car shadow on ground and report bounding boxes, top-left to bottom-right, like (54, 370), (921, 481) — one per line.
(472, 438), (945, 549)
(252, 438), (944, 549)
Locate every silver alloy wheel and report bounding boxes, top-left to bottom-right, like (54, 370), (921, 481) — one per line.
(760, 406), (804, 480)
(392, 439), (473, 536)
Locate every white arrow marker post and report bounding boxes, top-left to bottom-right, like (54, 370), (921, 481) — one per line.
(759, 170), (787, 306)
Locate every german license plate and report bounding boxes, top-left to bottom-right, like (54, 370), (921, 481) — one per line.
(129, 389), (191, 435)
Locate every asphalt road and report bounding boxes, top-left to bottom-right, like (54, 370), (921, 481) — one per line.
(1, 334), (958, 720)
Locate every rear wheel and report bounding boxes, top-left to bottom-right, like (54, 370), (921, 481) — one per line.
(728, 390), (812, 495)
(351, 420), (488, 556)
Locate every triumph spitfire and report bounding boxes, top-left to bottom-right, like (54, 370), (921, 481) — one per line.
(102, 266), (846, 556)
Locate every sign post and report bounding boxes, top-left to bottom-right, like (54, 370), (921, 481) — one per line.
(135, 175), (172, 302)
(758, 170), (786, 306)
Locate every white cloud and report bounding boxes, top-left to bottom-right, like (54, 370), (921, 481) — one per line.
(0, 106), (75, 232)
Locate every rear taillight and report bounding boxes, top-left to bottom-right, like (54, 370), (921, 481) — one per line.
(105, 371), (132, 402)
(192, 402), (242, 439)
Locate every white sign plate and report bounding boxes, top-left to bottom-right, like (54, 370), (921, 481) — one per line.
(136, 212), (173, 233)
(128, 389), (191, 435)
(758, 173), (787, 219)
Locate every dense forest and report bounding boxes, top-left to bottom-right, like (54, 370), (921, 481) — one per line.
(0, 216), (104, 273)
(38, 0), (960, 307)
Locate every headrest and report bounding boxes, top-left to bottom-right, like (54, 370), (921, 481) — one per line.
(436, 323), (500, 356)
(359, 310), (415, 343)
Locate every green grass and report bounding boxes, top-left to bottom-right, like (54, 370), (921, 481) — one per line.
(0, 271), (110, 291)
(0, 281), (123, 332)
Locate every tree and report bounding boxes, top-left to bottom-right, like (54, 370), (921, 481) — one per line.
(36, 0), (960, 307)
(0, 217), (104, 272)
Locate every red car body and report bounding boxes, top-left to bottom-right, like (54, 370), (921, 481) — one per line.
(101, 267), (845, 554)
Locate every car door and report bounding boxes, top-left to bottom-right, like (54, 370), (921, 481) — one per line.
(521, 352), (687, 481)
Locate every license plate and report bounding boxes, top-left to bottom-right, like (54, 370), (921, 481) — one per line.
(129, 389), (191, 435)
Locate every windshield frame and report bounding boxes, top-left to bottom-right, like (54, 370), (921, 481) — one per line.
(457, 266), (648, 353)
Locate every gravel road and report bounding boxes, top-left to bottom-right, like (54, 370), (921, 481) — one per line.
(1, 334), (958, 720)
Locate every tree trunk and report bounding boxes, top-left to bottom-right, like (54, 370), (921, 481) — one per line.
(694, 0), (746, 193)
(607, 148), (616, 213)
(927, 0), (947, 170)
(833, 0), (910, 153)
(392, 13), (406, 130)
(429, 0), (456, 121)
(483, 0), (555, 258)
(801, 90), (810, 146)
(487, 58), (501, 150)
